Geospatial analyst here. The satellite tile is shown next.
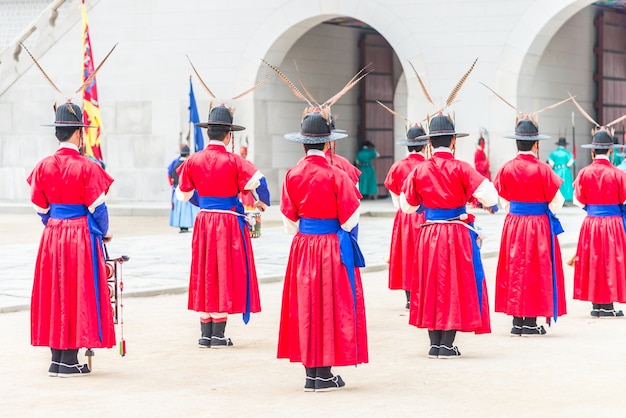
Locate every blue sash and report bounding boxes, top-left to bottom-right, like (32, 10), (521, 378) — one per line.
(49, 203), (104, 341)
(197, 195), (252, 324)
(424, 206), (485, 311)
(509, 201), (564, 322)
(585, 204), (626, 232)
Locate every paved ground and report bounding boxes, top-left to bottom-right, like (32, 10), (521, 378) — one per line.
(1, 200), (624, 417)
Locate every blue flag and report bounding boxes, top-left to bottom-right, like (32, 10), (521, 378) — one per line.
(189, 77), (204, 152)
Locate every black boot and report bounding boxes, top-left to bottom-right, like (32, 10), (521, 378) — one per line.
(428, 330), (442, 358)
(405, 291), (411, 310)
(198, 320), (212, 348)
(58, 349), (90, 377)
(315, 366), (345, 392)
(304, 367), (316, 392)
(211, 320), (233, 348)
(439, 330), (461, 358)
(511, 316), (523, 336)
(49, 348), (62, 377)
(598, 303), (624, 318)
(591, 303), (600, 317)
(521, 317), (546, 336)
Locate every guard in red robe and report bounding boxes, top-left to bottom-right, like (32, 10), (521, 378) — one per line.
(573, 127), (626, 317)
(401, 114), (498, 359)
(494, 117), (567, 336)
(27, 103), (116, 377)
(384, 124), (428, 309)
(177, 105), (270, 348)
(278, 109), (368, 392)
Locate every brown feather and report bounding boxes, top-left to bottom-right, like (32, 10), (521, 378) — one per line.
(606, 113), (626, 128)
(231, 75), (275, 100)
(533, 96), (573, 116)
(293, 60), (319, 105)
(262, 59), (313, 107)
(445, 57), (478, 108)
(187, 55), (216, 99)
(479, 81), (519, 112)
(323, 67), (371, 108)
(75, 43), (118, 94)
(21, 43), (63, 95)
(569, 93), (599, 127)
(408, 61), (434, 105)
(376, 100), (410, 123)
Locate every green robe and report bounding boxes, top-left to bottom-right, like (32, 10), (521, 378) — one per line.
(548, 147), (574, 201)
(356, 147), (379, 196)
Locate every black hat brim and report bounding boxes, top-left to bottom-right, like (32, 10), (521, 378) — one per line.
(503, 134), (551, 141)
(581, 144), (620, 149)
(284, 131), (348, 144)
(396, 139), (429, 146)
(416, 132), (469, 140)
(195, 121), (246, 131)
(42, 123), (95, 128)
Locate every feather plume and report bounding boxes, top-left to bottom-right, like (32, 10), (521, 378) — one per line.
(293, 60), (319, 105)
(187, 55), (216, 99)
(533, 96), (573, 116)
(75, 43), (118, 94)
(408, 61), (434, 106)
(569, 93), (599, 127)
(231, 75), (275, 100)
(262, 59), (313, 107)
(21, 43), (63, 95)
(65, 102), (81, 122)
(376, 100), (410, 123)
(445, 57), (478, 108)
(323, 67), (371, 108)
(479, 81), (519, 112)
(606, 113), (626, 128)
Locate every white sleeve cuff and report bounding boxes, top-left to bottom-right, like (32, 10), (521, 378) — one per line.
(244, 171), (263, 191)
(88, 193), (106, 213)
(176, 186), (195, 202)
(389, 192), (400, 209)
(472, 179), (499, 207)
(341, 207), (360, 232)
(548, 190), (565, 214)
(499, 196), (510, 213)
(399, 192), (418, 214)
(282, 215), (299, 235)
(32, 204), (49, 214)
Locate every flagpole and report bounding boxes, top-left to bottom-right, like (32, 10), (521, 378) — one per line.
(572, 111), (577, 178)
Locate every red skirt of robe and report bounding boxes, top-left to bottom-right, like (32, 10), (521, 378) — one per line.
(187, 211), (261, 314)
(495, 214), (567, 317)
(388, 210), (425, 291)
(31, 217), (116, 349)
(277, 233), (368, 367)
(409, 222), (491, 333)
(574, 215), (626, 303)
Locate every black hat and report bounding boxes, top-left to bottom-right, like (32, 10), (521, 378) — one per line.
(397, 124), (428, 146)
(43, 102), (93, 128)
(195, 104), (245, 131)
(582, 128), (619, 149)
(504, 116), (550, 141)
(555, 137), (569, 146)
(416, 114), (468, 140)
(284, 108), (348, 144)
(180, 145), (190, 156)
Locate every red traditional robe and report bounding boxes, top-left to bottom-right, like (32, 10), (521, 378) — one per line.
(401, 152), (492, 333)
(573, 158), (626, 303)
(474, 146), (491, 180)
(494, 154), (567, 318)
(177, 143), (262, 315)
(325, 148), (361, 185)
(278, 152), (368, 367)
(384, 153), (426, 291)
(27, 146), (116, 349)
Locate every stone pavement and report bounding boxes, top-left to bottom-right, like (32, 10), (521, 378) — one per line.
(0, 199), (584, 312)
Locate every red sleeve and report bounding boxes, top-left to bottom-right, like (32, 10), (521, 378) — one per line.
(280, 171), (298, 222)
(177, 159), (195, 193)
(27, 163), (48, 209)
(334, 169), (361, 224)
(401, 168), (423, 208)
(238, 157), (261, 191)
(384, 164), (398, 194)
(84, 162), (114, 207)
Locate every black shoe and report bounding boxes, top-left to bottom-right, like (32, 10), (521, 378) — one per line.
(198, 337), (211, 348)
(598, 309), (624, 318)
(210, 336), (233, 348)
(510, 325), (522, 336)
(521, 325), (546, 336)
(438, 345), (461, 359)
(428, 345), (439, 359)
(405, 301), (410, 310)
(179, 228), (190, 233)
(57, 363), (91, 378)
(590, 309), (600, 318)
(315, 375), (345, 392)
(48, 362), (60, 377)
(304, 377), (316, 392)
